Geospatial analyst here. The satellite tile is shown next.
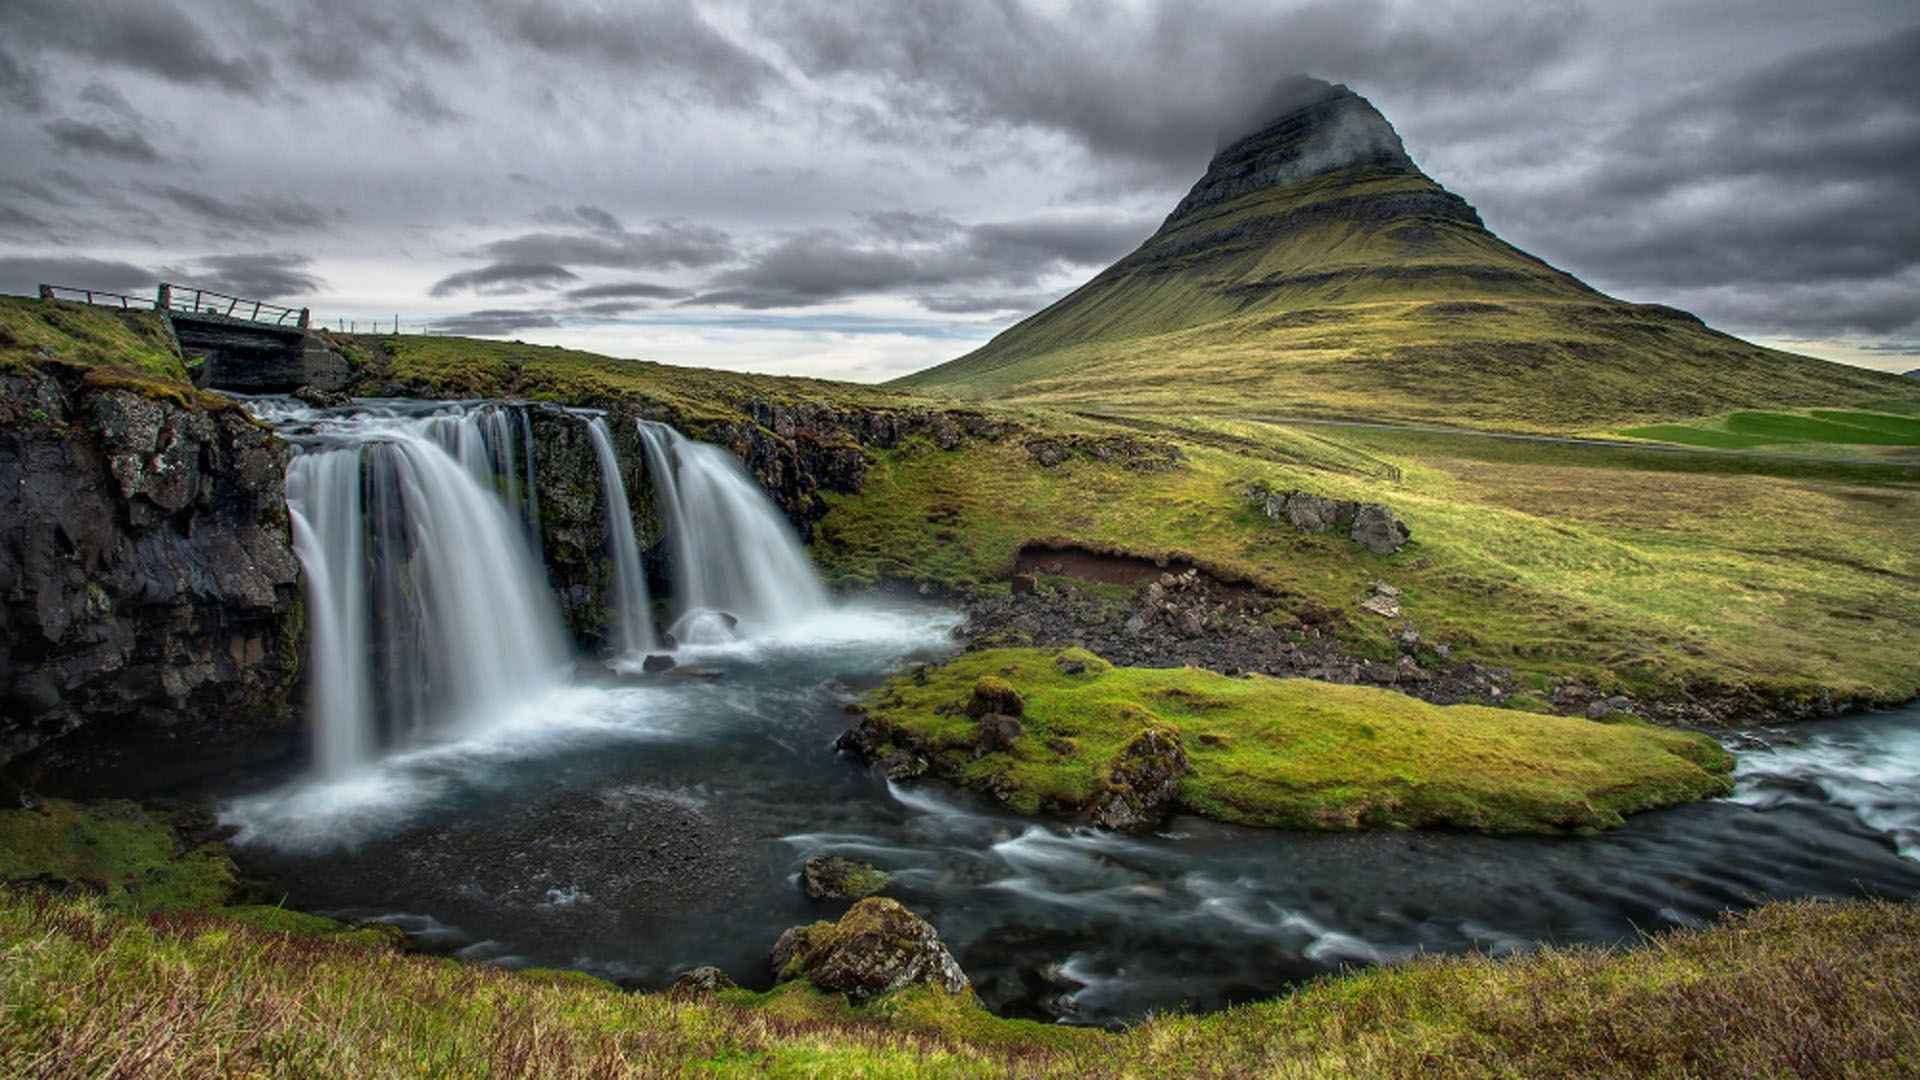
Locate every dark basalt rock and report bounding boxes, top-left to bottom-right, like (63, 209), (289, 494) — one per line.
(641, 653), (676, 674)
(669, 966), (737, 997)
(800, 855), (890, 901)
(770, 897), (969, 1000)
(0, 364), (302, 788)
(1092, 726), (1191, 830)
(526, 405), (659, 649)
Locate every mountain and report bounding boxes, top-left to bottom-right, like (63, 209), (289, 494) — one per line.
(895, 78), (1909, 430)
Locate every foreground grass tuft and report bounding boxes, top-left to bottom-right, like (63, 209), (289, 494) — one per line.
(859, 648), (1734, 832)
(2, 888), (1917, 1077)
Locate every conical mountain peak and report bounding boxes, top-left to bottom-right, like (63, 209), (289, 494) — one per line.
(1166, 78), (1417, 227)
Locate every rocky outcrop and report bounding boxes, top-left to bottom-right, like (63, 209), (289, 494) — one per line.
(770, 897), (969, 1000)
(709, 399), (1019, 540)
(0, 363), (302, 785)
(669, 966), (737, 997)
(526, 406), (659, 650)
(1023, 434), (1182, 471)
(1092, 725), (1190, 829)
(1245, 482), (1410, 555)
(800, 855), (890, 901)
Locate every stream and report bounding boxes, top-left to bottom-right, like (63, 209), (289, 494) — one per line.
(218, 396), (1920, 1026)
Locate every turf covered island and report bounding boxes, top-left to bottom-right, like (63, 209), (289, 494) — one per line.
(844, 647), (1735, 833)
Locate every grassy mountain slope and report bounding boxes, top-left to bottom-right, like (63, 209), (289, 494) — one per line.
(895, 82), (1909, 431)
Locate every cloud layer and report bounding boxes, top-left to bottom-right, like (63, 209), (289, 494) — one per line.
(0, 0), (1914, 378)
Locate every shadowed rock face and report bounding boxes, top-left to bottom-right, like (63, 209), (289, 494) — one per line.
(1165, 77), (1418, 227)
(0, 364), (302, 788)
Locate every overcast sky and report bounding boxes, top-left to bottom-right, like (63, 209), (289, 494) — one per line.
(1, 1), (1915, 380)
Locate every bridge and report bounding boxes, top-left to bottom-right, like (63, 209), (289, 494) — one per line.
(38, 282), (345, 394)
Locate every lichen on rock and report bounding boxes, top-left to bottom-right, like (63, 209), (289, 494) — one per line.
(770, 897), (969, 1001)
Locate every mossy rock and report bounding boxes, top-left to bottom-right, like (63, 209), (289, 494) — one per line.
(967, 676), (1024, 718)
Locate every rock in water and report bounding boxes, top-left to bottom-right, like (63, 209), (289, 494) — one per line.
(801, 855), (891, 901)
(1092, 726), (1191, 829)
(641, 653), (676, 673)
(669, 966), (737, 997)
(770, 897), (969, 1000)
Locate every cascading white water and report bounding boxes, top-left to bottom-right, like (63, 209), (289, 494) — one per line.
(636, 421), (831, 639)
(279, 403), (569, 773)
(585, 417), (658, 654)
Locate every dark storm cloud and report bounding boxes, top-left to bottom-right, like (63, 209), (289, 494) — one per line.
(1499, 23), (1920, 339)
(493, 0), (783, 107)
(429, 308), (562, 335)
(43, 119), (163, 164)
(165, 253), (324, 299)
(0, 254), (155, 295)
(565, 280), (694, 301)
(684, 212), (1153, 309)
(143, 186), (330, 234)
(430, 261), (580, 297)
(535, 205), (625, 233)
(481, 220), (737, 270)
(391, 80), (466, 125)
(2, 0), (270, 97)
(0, 47), (47, 113)
(0, 207), (47, 233)
(915, 292), (1055, 315)
(754, 0), (1585, 174)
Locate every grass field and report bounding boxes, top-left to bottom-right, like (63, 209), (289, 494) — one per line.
(856, 647), (1733, 832)
(1623, 408), (1920, 454)
(3, 887), (1917, 1077)
(817, 411), (1920, 713)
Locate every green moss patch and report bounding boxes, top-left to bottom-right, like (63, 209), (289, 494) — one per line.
(860, 648), (1733, 833)
(0, 799), (237, 914)
(0, 296), (185, 381)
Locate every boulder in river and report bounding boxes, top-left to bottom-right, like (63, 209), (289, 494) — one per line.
(801, 855), (891, 901)
(642, 653), (677, 673)
(770, 897), (969, 1000)
(669, 966), (737, 998)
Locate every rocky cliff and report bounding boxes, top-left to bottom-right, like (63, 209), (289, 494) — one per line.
(526, 405), (661, 647)
(0, 363), (302, 792)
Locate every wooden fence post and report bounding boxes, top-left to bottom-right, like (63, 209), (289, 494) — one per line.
(299, 307), (311, 330)
(157, 284), (172, 311)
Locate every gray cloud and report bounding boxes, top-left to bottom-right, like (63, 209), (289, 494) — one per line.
(430, 261), (580, 297)
(0, 47), (46, 112)
(754, 0), (1586, 174)
(482, 220), (737, 270)
(143, 186), (330, 234)
(391, 79), (466, 125)
(2, 0), (270, 96)
(164, 252), (324, 299)
(0, 254), (155, 295)
(428, 308), (562, 336)
(685, 212), (1153, 309)
(1487, 23), (1920, 340)
(496, 0), (783, 107)
(43, 119), (163, 163)
(565, 280), (694, 301)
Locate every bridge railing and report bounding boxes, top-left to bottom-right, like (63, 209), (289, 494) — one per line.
(38, 284), (152, 310)
(158, 283), (309, 329)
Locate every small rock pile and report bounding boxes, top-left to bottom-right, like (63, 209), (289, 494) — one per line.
(1245, 482), (1411, 555)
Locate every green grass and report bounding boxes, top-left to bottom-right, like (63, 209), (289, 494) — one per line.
(859, 647), (1732, 832)
(358, 332), (917, 426)
(894, 165), (1917, 431)
(0, 296), (185, 381)
(815, 414), (1920, 712)
(0, 801), (236, 915)
(3, 887), (1917, 1076)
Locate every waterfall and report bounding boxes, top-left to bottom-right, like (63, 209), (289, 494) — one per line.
(585, 417), (658, 654)
(280, 404), (568, 773)
(635, 420), (831, 640)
